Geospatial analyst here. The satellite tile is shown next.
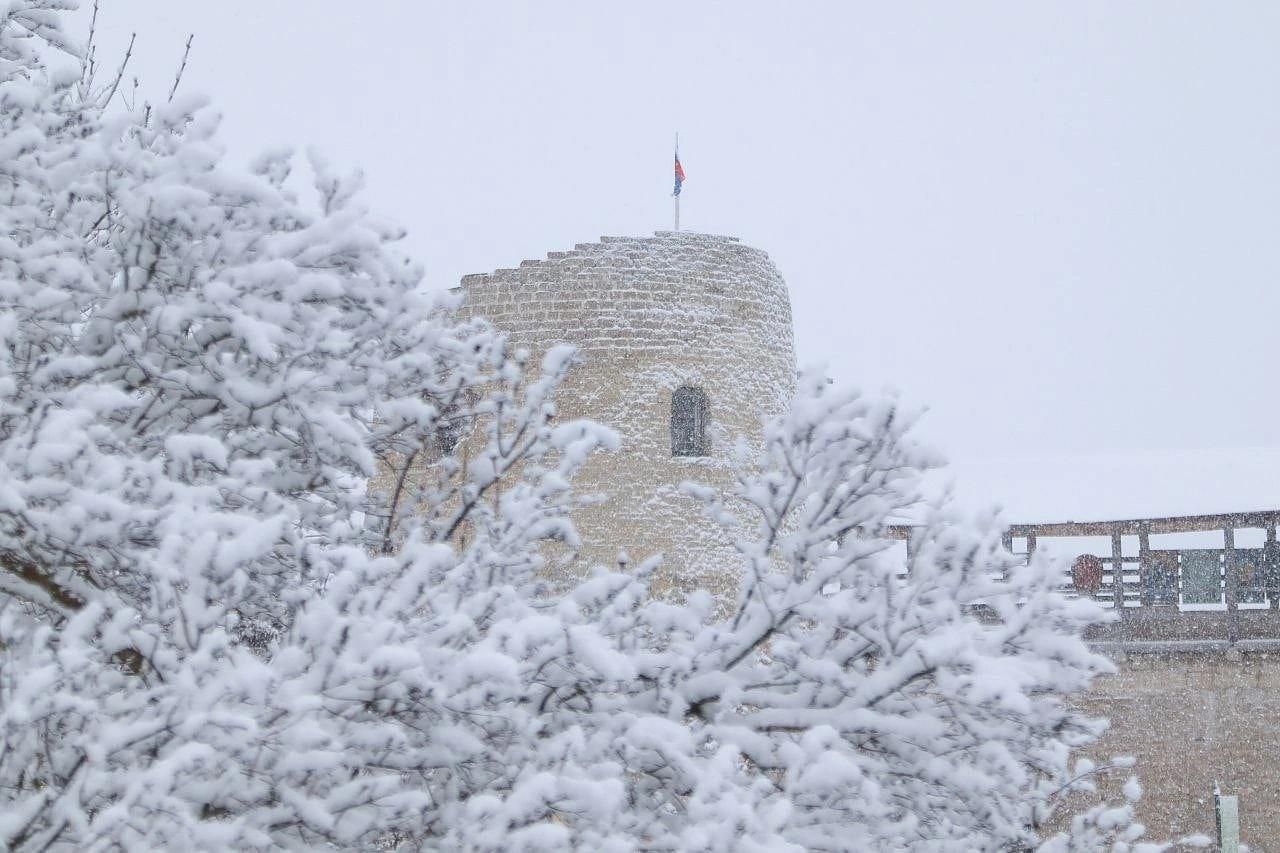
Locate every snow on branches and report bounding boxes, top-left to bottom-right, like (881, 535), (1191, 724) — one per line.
(0, 6), (1184, 851)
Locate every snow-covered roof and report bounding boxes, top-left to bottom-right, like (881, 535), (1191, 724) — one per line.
(937, 446), (1280, 524)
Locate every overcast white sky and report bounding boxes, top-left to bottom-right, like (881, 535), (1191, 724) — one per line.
(77, 2), (1280, 517)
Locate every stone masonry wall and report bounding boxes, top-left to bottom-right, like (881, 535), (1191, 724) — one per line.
(1077, 652), (1280, 849)
(458, 231), (796, 601)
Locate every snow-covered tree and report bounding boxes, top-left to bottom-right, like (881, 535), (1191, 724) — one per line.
(0, 8), (599, 846)
(0, 5), (1193, 850)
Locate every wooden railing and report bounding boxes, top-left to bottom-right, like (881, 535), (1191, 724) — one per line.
(897, 511), (1280, 648)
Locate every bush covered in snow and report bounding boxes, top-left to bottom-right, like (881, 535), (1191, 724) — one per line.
(0, 4), (1199, 850)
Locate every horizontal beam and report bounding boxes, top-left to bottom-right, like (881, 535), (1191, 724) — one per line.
(1091, 638), (1280, 655)
(1006, 510), (1280, 538)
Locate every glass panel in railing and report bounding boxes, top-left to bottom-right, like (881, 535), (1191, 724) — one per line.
(1142, 550), (1179, 606)
(1180, 548), (1223, 606)
(1234, 548), (1267, 605)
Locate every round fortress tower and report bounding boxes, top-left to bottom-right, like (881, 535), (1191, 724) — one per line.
(461, 231), (795, 600)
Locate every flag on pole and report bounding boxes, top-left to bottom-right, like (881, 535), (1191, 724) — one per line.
(673, 150), (686, 197)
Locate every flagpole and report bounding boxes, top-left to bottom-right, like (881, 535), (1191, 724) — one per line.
(673, 132), (680, 232)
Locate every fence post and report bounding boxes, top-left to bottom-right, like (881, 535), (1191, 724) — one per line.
(1137, 525), (1151, 607)
(1225, 527), (1240, 644)
(1111, 529), (1128, 623)
(1268, 522), (1278, 611)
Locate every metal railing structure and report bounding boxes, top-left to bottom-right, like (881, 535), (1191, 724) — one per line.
(1003, 511), (1280, 649)
(889, 511), (1280, 650)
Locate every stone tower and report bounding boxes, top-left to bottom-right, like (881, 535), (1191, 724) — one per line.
(460, 231), (795, 600)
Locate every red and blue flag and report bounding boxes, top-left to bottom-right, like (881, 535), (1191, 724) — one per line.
(673, 152), (686, 197)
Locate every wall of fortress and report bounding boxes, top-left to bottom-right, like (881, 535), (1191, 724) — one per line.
(1079, 651), (1280, 848)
